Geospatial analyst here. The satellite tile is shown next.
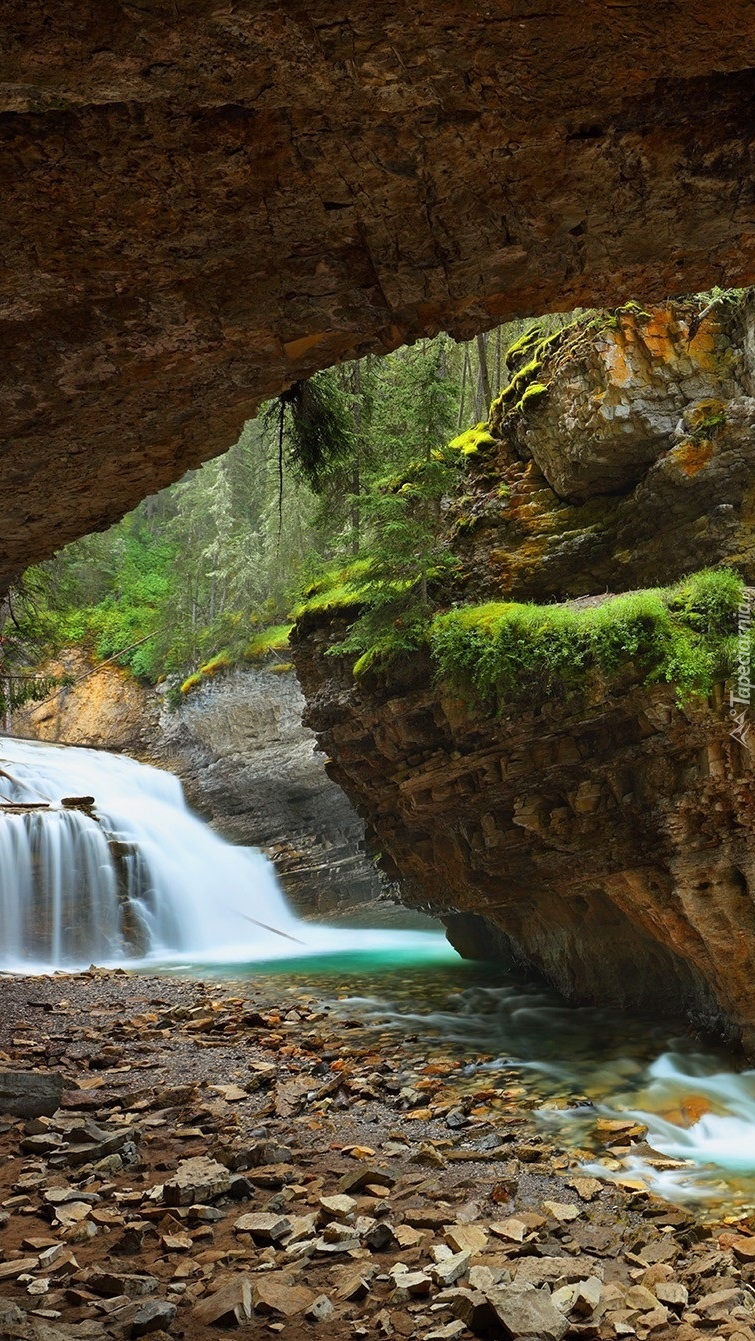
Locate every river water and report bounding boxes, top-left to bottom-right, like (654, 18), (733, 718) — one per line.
(2, 735), (755, 1214)
(192, 947), (755, 1216)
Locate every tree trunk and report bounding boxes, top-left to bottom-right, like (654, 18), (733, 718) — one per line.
(475, 332), (492, 418)
(457, 348), (470, 430)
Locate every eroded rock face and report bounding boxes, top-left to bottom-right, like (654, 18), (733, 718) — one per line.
(148, 666), (394, 920)
(293, 301), (755, 1045)
(458, 301), (755, 602)
(2, 5), (755, 587)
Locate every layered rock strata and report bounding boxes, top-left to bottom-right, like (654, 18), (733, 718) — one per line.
(293, 300), (755, 1044)
(2, 5), (755, 586)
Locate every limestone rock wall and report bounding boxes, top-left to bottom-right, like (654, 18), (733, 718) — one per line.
(2, 5), (755, 587)
(149, 667), (394, 922)
(11, 650), (159, 755)
(455, 301), (755, 603)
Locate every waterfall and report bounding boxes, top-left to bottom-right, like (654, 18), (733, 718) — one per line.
(0, 737), (444, 972)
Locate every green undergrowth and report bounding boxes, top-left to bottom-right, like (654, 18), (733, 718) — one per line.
(179, 623), (295, 696)
(430, 568), (746, 712)
(245, 623), (294, 660)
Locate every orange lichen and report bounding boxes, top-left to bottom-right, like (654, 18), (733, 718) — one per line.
(668, 438), (714, 476)
(602, 332), (633, 387)
(640, 309), (679, 364)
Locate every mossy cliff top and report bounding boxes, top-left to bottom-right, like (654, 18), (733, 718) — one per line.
(431, 568), (746, 712)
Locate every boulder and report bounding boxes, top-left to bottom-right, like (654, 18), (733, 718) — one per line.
(0, 1070), (63, 1118)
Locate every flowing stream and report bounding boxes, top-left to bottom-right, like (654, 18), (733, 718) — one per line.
(208, 954), (755, 1212)
(2, 735), (755, 1211)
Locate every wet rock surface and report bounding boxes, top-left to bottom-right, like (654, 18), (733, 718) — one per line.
(0, 970), (751, 1341)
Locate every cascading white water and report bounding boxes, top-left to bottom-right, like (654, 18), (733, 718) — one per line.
(0, 736), (446, 972)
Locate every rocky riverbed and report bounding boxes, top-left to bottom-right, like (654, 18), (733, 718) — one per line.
(1, 971), (755, 1341)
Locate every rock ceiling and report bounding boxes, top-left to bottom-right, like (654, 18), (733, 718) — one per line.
(1, 2), (754, 585)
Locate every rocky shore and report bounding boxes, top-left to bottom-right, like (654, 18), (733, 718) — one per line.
(1, 971), (754, 1341)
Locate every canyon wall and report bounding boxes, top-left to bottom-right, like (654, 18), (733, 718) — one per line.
(293, 300), (755, 1045)
(12, 656), (394, 923)
(2, 4), (755, 587)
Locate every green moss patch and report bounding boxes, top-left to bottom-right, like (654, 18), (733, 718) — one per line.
(292, 562), (374, 620)
(245, 623), (294, 659)
(448, 424), (497, 456)
(430, 568), (745, 712)
(198, 652), (232, 678)
(179, 671), (203, 696)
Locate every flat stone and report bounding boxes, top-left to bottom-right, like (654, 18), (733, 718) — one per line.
(192, 1275), (253, 1327)
(211, 1084), (248, 1102)
(542, 1201), (580, 1223)
(305, 1294), (334, 1322)
(161, 1233), (193, 1252)
(53, 1201), (92, 1227)
(727, 1236), (755, 1263)
(338, 1163), (395, 1194)
(130, 1299), (178, 1337)
(572, 1277), (603, 1316)
(233, 1211), (291, 1243)
(252, 1273), (316, 1317)
(490, 1217), (528, 1243)
(487, 1282), (569, 1341)
(445, 1223), (489, 1254)
(393, 1270), (432, 1298)
(319, 1193), (357, 1219)
(403, 1207), (447, 1231)
(513, 1256), (604, 1289)
(162, 1156), (232, 1207)
(425, 1324), (468, 1341)
(696, 1287), (745, 1319)
(654, 1279), (687, 1310)
(0, 1070), (64, 1118)
(568, 1176), (603, 1201)
(432, 1251), (472, 1287)
(0, 1257), (40, 1281)
(364, 1221), (396, 1251)
(333, 1264), (376, 1301)
(87, 1271), (159, 1299)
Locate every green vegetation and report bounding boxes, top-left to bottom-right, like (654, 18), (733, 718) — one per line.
(6, 332), (474, 696)
(447, 424), (496, 456)
(245, 623), (293, 660)
(430, 569), (744, 712)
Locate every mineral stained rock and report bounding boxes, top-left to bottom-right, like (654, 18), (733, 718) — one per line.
(293, 300), (755, 1046)
(2, 4), (755, 586)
